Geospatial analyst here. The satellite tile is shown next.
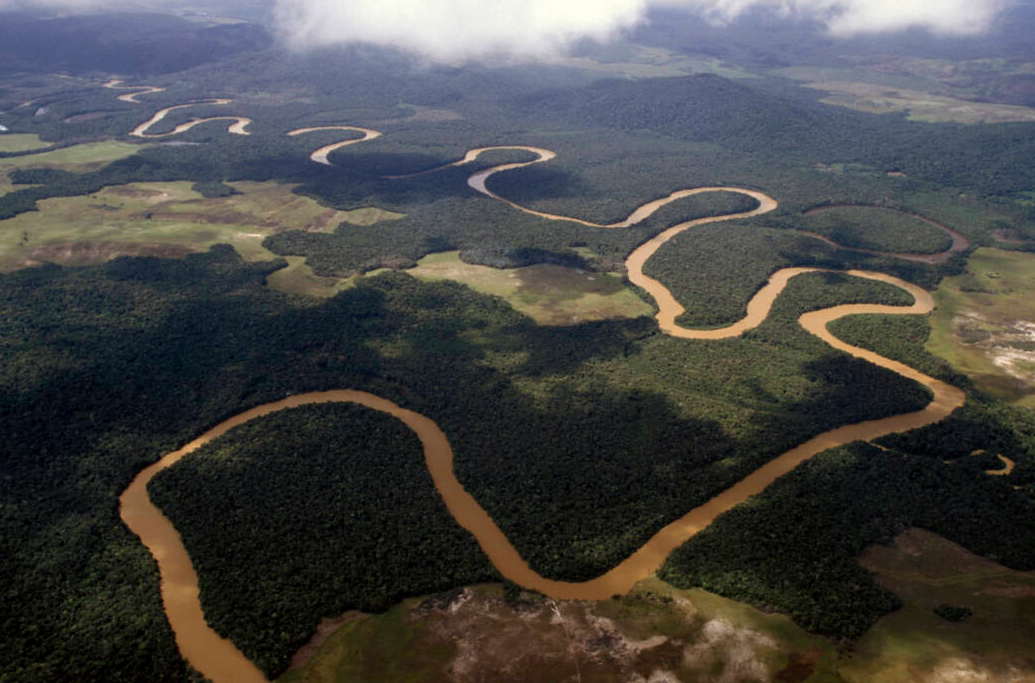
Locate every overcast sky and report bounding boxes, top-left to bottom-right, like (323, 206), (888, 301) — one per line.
(0, 0), (1011, 62)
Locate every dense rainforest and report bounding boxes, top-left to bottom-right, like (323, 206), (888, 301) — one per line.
(660, 310), (1035, 640)
(0, 245), (956, 679)
(2, 29), (1035, 682)
(149, 403), (499, 676)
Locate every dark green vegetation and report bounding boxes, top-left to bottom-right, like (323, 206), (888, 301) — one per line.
(3, 11), (1035, 681)
(149, 403), (498, 676)
(800, 206), (953, 254)
(0, 12), (271, 75)
(0, 247), (941, 680)
(661, 312), (1035, 640)
(268, 188), (762, 275)
(658, 441), (1035, 640)
(643, 221), (946, 328)
(934, 604), (973, 622)
(191, 179), (239, 198)
(830, 312), (1035, 489)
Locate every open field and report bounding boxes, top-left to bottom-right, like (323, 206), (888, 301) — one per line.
(842, 529), (1035, 683)
(0, 180), (358, 272)
(0, 140), (145, 198)
(265, 255), (356, 298)
(0, 133), (52, 153)
(549, 43), (756, 80)
(773, 67), (1035, 124)
(926, 248), (1035, 408)
(0, 140), (143, 173)
(406, 250), (653, 325)
(278, 578), (845, 683)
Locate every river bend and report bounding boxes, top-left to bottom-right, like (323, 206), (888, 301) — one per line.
(115, 90), (969, 683)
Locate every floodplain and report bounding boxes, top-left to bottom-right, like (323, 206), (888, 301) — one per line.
(927, 248), (1035, 408)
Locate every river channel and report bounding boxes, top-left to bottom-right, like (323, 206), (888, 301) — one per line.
(116, 96), (967, 683)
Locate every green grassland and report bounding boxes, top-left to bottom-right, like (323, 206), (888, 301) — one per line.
(406, 250), (652, 325)
(3, 37), (1035, 683)
(842, 529), (1035, 683)
(264, 255), (356, 298)
(0, 140), (143, 173)
(0, 180), (356, 272)
(799, 205), (953, 254)
(771, 63), (1035, 124)
(0, 139), (145, 200)
(279, 579), (845, 683)
(926, 248), (1035, 408)
(0, 133), (52, 153)
(269, 249), (654, 323)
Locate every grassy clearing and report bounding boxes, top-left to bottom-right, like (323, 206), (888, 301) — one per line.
(774, 73), (1035, 123)
(0, 180), (358, 272)
(338, 206), (405, 225)
(278, 579), (845, 683)
(927, 248), (1035, 408)
(801, 205), (952, 254)
(406, 250), (653, 325)
(0, 133), (52, 153)
(265, 256), (356, 298)
(0, 140), (143, 173)
(841, 529), (1035, 683)
(0, 140), (145, 199)
(551, 44), (755, 80)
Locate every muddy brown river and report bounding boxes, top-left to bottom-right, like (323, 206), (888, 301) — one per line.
(114, 100), (968, 683)
(287, 126), (383, 165)
(131, 101), (252, 138)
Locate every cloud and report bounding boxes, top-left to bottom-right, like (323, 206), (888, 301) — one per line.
(674, 0), (1008, 36)
(272, 0), (1008, 61)
(272, 0), (649, 61)
(0, 0), (1009, 61)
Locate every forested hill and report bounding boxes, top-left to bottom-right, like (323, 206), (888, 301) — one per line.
(0, 13), (272, 75)
(518, 74), (1035, 195)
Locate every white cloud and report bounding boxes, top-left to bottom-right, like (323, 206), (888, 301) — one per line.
(0, 0), (1010, 61)
(272, 0), (649, 61)
(672, 0), (1008, 36)
(272, 0), (1008, 61)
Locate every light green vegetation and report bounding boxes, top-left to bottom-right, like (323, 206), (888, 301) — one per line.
(406, 250), (653, 325)
(927, 248), (1035, 408)
(266, 256), (355, 298)
(773, 66), (1035, 123)
(0, 180), (356, 272)
(0, 140), (145, 198)
(279, 579), (845, 683)
(801, 205), (953, 254)
(338, 206), (406, 226)
(0, 140), (143, 173)
(551, 43), (756, 80)
(841, 529), (1035, 683)
(815, 83), (1035, 123)
(0, 133), (52, 153)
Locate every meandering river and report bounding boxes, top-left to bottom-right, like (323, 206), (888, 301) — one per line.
(117, 93), (968, 682)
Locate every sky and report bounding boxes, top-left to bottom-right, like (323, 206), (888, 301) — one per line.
(0, 0), (1011, 62)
